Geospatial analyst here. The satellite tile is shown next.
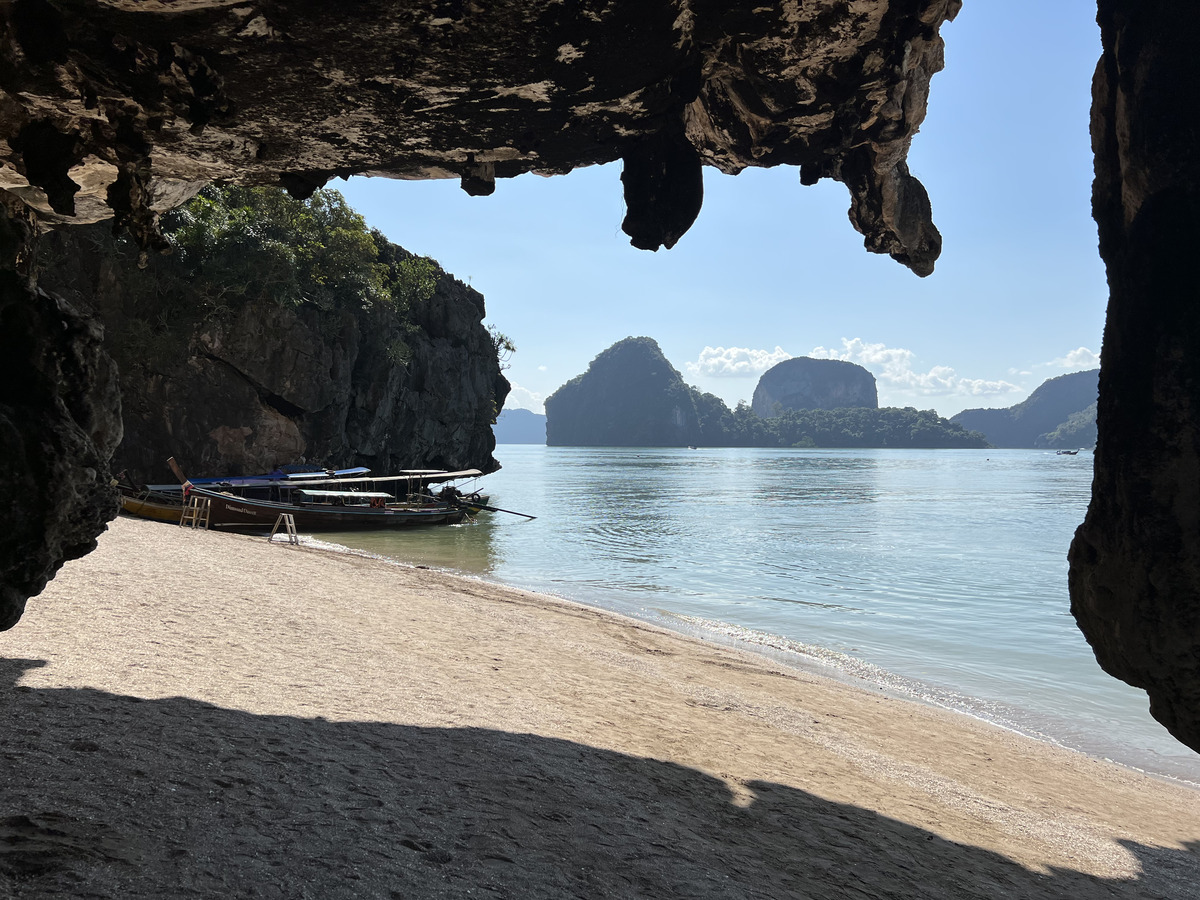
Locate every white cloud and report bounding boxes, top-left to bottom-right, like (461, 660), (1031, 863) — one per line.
(504, 383), (545, 415)
(537, 365), (547, 372)
(1046, 347), (1100, 370)
(809, 338), (1022, 397)
(686, 345), (792, 378)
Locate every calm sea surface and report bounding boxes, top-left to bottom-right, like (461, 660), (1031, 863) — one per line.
(319, 446), (1200, 782)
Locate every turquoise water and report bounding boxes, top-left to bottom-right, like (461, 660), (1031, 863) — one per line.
(320, 446), (1200, 782)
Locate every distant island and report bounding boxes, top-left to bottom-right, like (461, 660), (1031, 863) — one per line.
(545, 337), (988, 449)
(950, 370), (1098, 448)
(752, 357), (878, 416)
(494, 408), (547, 444)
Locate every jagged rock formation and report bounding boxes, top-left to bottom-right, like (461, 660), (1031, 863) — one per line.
(494, 409), (547, 445)
(38, 222), (507, 485)
(1069, 0), (1200, 752)
(0, 0), (955, 271)
(951, 370), (1098, 449)
(751, 358), (878, 418)
(0, 195), (122, 630)
(546, 337), (710, 446)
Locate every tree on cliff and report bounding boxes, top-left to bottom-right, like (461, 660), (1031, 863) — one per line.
(166, 185), (392, 311)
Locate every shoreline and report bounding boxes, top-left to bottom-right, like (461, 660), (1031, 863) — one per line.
(305, 527), (1200, 787)
(3, 516), (1200, 898)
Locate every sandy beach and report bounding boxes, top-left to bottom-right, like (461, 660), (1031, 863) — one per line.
(2, 516), (1199, 899)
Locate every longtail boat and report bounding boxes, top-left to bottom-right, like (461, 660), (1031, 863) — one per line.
(162, 458), (485, 530)
(118, 489), (186, 524)
(184, 483), (472, 530)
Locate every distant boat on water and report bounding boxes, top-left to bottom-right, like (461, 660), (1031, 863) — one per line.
(1055, 449), (1081, 455)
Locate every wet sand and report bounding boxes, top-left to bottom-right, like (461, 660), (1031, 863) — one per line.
(2, 515), (1199, 898)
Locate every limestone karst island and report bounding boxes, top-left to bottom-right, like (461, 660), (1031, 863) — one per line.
(3, 2), (1200, 899)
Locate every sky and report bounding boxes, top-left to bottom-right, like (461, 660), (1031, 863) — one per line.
(339, 0), (1106, 419)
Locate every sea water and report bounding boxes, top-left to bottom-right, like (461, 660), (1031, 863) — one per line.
(321, 446), (1200, 783)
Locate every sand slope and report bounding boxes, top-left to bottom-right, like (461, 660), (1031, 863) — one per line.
(1, 516), (1198, 898)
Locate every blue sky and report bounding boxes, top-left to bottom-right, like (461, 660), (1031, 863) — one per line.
(340, 0), (1105, 418)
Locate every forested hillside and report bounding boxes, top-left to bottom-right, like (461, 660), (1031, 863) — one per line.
(546, 338), (987, 449)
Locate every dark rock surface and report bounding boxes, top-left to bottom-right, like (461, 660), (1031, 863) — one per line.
(751, 358), (878, 418)
(950, 370), (1098, 449)
(0, 0), (956, 273)
(38, 224), (507, 485)
(0, 199), (121, 631)
(1069, 0), (1200, 752)
(494, 409), (547, 445)
(546, 337), (707, 447)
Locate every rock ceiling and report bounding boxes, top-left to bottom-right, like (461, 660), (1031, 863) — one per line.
(1, 0), (957, 270)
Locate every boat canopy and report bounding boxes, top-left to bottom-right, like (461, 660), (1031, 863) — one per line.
(296, 490), (395, 499)
(149, 468), (481, 493)
(293, 469), (485, 487)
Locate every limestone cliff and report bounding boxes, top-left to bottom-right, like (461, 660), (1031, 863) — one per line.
(38, 218), (508, 485)
(546, 338), (978, 449)
(546, 337), (710, 447)
(0, 192), (122, 630)
(751, 358), (879, 418)
(1069, 0), (1200, 752)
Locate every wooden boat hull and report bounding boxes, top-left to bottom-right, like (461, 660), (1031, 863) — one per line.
(190, 487), (470, 530)
(119, 493), (183, 524)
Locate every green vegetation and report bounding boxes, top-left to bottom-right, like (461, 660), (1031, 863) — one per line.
(487, 325), (517, 370)
(708, 404), (989, 449)
(166, 185), (393, 310)
(1036, 401), (1097, 448)
(951, 370), (1098, 448)
(163, 184), (450, 322)
(133, 184), (467, 373)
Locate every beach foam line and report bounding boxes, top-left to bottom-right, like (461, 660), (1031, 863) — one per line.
(278, 529), (1200, 786)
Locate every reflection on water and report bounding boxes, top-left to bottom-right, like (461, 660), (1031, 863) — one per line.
(323, 446), (1200, 782)
(320, 516), (499, 576)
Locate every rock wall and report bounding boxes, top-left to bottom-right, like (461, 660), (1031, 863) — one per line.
(39, 225), (507, 485)
(1069, 0), (1200, 751)
(751, 358), (879, 418)
(0, 198), (121, 630)
(0, 1), (957, 273)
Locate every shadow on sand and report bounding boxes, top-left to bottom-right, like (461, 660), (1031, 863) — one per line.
(1, 657), (1196, 899)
